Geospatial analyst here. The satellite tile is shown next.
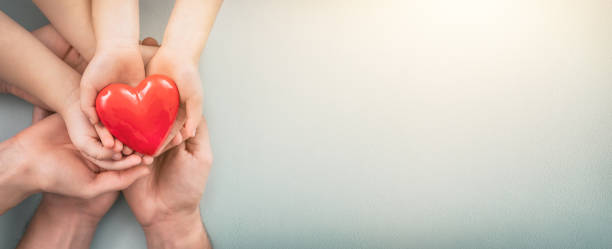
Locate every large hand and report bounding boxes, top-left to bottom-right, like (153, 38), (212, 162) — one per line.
(13, 114), (151, 199)
(123, 117), (212, 248)
(147, 47), (203, 154)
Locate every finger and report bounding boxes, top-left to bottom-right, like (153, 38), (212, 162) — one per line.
(141, 37), (159, 46)
(80, 83), (99, 124)
(182, 97), (203, 139)
(171, 132), (183, 147)
(87, 165), (151, 197)
(185, 116), (211, 156)
(76, 135), (119, 161)
(94, 123), (115, 148)
(154, 132), (183, 156)
(122, 146), (133, 156)
(141, 45), (159, 66)
(113, 139), (124, 153)
(142, 155), (154, 165)
(86, 154), (143, 171)
(31, 25), (71, 58)
(63, 47), (87, 74)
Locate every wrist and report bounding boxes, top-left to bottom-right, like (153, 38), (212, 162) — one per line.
(157, 44), (201, 65)
(143, 209), (210, 249)
(39, 195), (103, 227)
(17, 197), (99, 249)
(96, 38), (140, 53)
(0, 137), (41, 198)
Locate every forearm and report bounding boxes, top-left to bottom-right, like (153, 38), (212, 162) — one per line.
(92, 0), (140, 50)
(0, 138), (39, 215)
(143, 210), (211, 249)
(0, 11), (81, 113)
(162, 0), (223, 63)
(33, 0), (96, 60)
(16, 198), (99, 249)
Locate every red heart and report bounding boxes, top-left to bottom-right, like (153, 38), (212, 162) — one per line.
(95, 74), (179, 155)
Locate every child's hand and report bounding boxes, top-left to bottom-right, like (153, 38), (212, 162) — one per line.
(31, 25), (146, 168)
(61, 98), (147, 169)
(80, 45), (145, 125)
(146, 47), (203, 153)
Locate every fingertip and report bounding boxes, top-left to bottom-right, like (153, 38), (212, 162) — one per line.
(127, 154), (143, 165)
(112, 153), (122, 161)
(135, 165), (151, 177)
(113, 139), (123, 152)
(122, 146), (133, 155)
(142, 155), (154, 165)
(141, 37), (159, 46)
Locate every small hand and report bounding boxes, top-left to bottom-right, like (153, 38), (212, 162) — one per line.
(30, 24), (144, 168)
(147, 47), (203, 154)
(81, 45), (145, 125)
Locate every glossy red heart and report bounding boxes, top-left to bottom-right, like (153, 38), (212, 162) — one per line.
(95, 74), (179, 155)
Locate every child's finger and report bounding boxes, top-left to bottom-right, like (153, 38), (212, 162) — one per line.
(80, 84), (99, 124)
(142, 155), (154, 165)
(122, 146), (133, 156)
(182, 97), (202, 139)
(78, 137), (117, 161)
(86, 154), (143, 171)
(94, 123), (115, 148)
(113, 139), (123, 152)
(141, 37), (159, 46)
(86, 165), (151, 197)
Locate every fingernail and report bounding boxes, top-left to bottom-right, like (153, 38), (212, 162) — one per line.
(192, 130), (196, 137)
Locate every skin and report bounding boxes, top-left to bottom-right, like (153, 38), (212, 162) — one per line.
(1, 24), (194, 247)
(124, 117), (213, 249)
(0, 114), (150, 215)
(12, 116), (212, 249)
(148, 0), (224, 141)
(0, 11), (144, 169)
(39, 0), (223, 156)
(80, 0), (144, 126)
(16, 101), (119, 249)
(56, 0), (180, 156)
(15, 193), (116, 249)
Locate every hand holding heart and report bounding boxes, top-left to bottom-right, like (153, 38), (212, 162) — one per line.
(95, 75), (180, 156)
(80, 43), (189, 158)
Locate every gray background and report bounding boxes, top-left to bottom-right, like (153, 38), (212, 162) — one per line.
(2, 0), (612, 248)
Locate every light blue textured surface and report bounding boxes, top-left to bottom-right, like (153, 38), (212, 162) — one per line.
(1, 0), (612, 248)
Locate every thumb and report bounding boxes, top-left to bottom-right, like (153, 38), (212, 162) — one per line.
(87, 165), (151, 197)
(80, 81), (100, 125)
(185, 116), (211, 156)
(181, 95), (202, 139)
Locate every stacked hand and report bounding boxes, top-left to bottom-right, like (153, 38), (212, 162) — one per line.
(0, 0), (222, 247)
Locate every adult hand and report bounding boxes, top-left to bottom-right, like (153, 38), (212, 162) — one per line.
(0, 114), (150, 214)
(123, 117), (212, 248)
